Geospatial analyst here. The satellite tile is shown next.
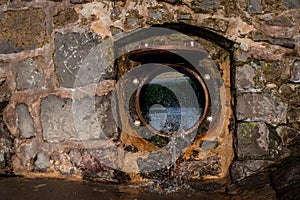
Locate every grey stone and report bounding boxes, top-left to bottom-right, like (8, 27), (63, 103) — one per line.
(14, 57), (45, 90)
(16, 104), (35, 139)
(54, 32), (100, 88)
(291, 61), (300, 83)
(248, 0), (263, 13)
(201, 18), (229, 33)
(124, 10), (143, 30)
(282, 0), (300, 9)
(41, 94), (116, 142)
(230, 160), (273, 182)
(190, 0), (220, 13)
(266, 14), (294, 27)
(147, 7), (172, 24)
(236, 93), (288, 125)
(237, 122), (270, 159)
(69, 148), (126, 182)
(200, 140), (218, 151)
(252, 32), (295, 48)
(34, 151), (50, 170)
(0, 8), (48, 54)
(236, 64), (256, 89)
(179, 156), (221, 179)
(18, 139), (39, 169)
(276, 126), (300, 148)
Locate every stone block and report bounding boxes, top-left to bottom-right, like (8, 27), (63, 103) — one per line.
(236, 122), (270, 159)
(16, 104), (35, 139)
(230, 160), (273, 182)
(235, 64), (256, 90)
(41, 94), (116, 142)
(69, 148), (127, 182)
(190, 0), (220, 13)
(276, 126), (300, 148)
(124, 10), (143, 30)
(34, 151), (50, 171)
(248, 0), (263, 13)
(14, 57), (45, 90)
(282, 0), (300, 9)
(147, 6), (172, 24)
(179, 156), (221, 179)
(0, 8), (48, 54)
(236, 93), (287, 125)
(54, 32), (100, 88)
(53, 8), (79, 28)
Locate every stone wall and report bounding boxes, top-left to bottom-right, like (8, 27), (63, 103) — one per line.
(0, 0), (299, 193)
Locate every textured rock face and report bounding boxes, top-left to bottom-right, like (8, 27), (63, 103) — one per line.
(0, 8), (48, 54)
(0, 0), (298, 192)
(54, 32), (100, 88)
(236, 93), (287, 125)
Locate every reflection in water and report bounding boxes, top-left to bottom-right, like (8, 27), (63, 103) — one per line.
(139, 71), (205, 135)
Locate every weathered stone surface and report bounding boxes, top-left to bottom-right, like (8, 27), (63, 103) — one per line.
(248, 0), (263, 13)
(179, 156), (221, 179)
(291, 60), (300, 83)
(0, 79), (12, 173)
(41, 94), (115, 142)
(279, 84), (300, 129)
(201, 18), (229, 33)
(282, 0), (300, 9)
(53, 8), (79, 28)
(236, 93), (287, 124)
(110, 6), (121, 22)
(0, 124), (13, 173)
(147, 6), (172, 24)
(0, 8), (48, 54)
(252, 32), (295, 48)
(236, 122), (270, 159)
(0, 0), (10, 6)
(16, 139), (39, 171)
(16, 104), (35, 139)
(270, 157), (300, 198)
(276, 126), (300, 148)
(54, 32), (100, 88)
(230, 160), (273, 182)
(14, 57), (45, 90)
(124, 10), (143, 30)
(227, 173), (271, 194)
(236, 64), (256, 90)
(190, 0), (220, 13)
(0, 80), (11, 103)
(261, 61), (291, 84)
(51, 152), (74, 175)
(34, 151), (50, 171)
(265, 14), (294, 27)
(69, 149), (128, 182)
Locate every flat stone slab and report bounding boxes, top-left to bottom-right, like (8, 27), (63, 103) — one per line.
(41, 94), (116, 142)
(236, 93), (287, 125)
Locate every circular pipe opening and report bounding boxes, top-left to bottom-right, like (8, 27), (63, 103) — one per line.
(135, 64), (209, 137)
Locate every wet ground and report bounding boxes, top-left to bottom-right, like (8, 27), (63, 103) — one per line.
(0, 176), (278, 200)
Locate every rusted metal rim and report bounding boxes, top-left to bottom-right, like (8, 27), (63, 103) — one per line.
(135, 64), (209, 138)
